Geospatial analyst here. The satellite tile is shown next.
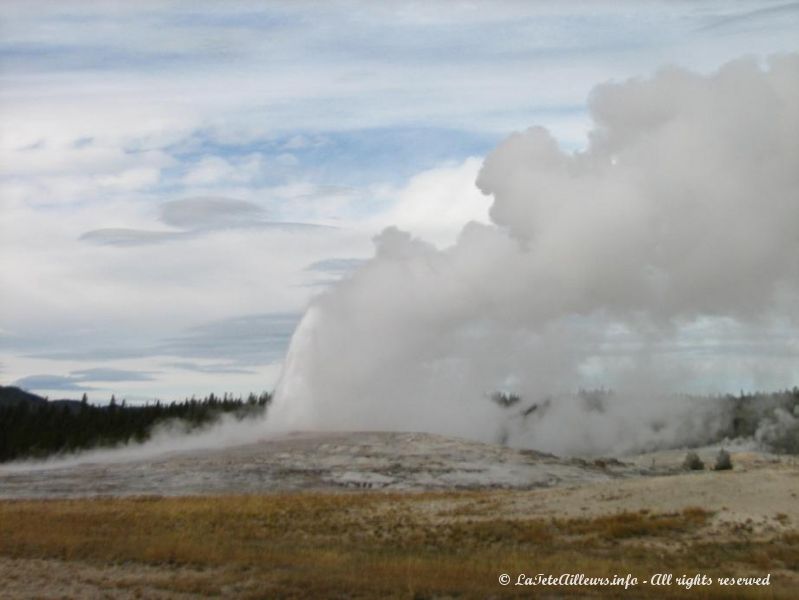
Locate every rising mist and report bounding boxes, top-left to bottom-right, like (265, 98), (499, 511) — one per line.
(269, 56), (799, 456)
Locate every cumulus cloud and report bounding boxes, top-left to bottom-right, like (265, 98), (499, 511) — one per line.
(270, 56), (799, 455)
(368, 157), (491, 247)
(180, 154), (272, 186)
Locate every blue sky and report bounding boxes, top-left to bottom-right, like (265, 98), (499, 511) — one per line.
(1, 1), (797, 402)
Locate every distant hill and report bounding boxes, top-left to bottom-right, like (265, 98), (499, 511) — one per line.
(0, 385), (48, 408)
(0, 386), (85, 413)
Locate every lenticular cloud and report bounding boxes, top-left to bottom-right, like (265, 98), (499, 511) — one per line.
(270, 56), (799, 455)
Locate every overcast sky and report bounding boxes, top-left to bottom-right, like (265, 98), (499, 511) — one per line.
(1, 0), (798, 402)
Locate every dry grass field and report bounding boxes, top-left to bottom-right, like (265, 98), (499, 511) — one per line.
(1, 488), (797, 599)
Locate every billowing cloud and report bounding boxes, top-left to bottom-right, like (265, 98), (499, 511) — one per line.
(270, 56), (799, 455)
(368, 157), (491, 247)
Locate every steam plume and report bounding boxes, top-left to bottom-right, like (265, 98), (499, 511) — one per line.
(270, 56), (799, 455)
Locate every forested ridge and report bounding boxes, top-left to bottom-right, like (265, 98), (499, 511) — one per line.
(0, 386), (271, 463)
(2, 384), (797, 463)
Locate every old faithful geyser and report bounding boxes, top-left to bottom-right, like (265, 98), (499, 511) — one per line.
(270, 56), (799, 455)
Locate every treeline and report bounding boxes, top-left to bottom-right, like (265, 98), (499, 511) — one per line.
(0, 387), (271, 463)
(720, 388), (799, 454)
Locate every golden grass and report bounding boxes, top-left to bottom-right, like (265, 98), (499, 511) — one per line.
(0, 492), (795, 599)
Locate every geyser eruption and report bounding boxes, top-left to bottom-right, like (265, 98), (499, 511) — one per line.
(271, 56), (799, 455)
